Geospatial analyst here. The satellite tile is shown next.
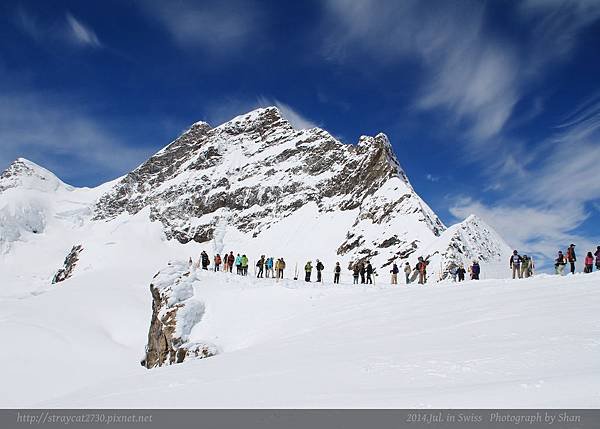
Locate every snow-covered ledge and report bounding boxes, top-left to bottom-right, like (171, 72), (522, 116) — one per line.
(141, 261), (217, 369)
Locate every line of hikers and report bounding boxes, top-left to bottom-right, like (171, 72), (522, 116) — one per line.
(192, 251), (288, 279)
(191, 245), (600, 285)
(553, 244), (600, 275)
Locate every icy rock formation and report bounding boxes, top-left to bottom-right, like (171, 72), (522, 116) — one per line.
(52, 245), (83, 284)
(142, 262), (216, 368)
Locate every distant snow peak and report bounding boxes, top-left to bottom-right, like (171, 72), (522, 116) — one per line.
(0, 158), (71, 193)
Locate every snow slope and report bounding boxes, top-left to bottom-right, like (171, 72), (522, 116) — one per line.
(1, 108), (582, 409)
(1, 258), (598, 408)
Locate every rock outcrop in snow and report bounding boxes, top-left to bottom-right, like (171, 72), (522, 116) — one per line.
(52, 245), (83, 284)
(142, 262), (216, 368)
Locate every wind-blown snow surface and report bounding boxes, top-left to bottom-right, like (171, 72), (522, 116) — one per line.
(1, 260), (599, 408)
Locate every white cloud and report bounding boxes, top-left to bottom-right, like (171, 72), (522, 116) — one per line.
(322, 1), (520, 142)
(65, 13), (102, 48)
(202, 96), (317, 130)
(13, 8), (102, 50)
(0, 91), (150, 184)
(425, 174), (439, 182)
(140, 0), (261, 55)
(450, 100), (600, 269)
(264, 99), (317, 130)
(449, 198), (596, 270)
(321, 0), (600, 146)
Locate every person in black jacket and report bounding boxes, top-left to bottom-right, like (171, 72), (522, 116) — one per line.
(333, 262), (341, 284)
(359, 263), (366, 284)
(366, 262), (374, 284)
(201, 250), (210, 270)
(595, 246), (600, 271)
(509, 250), (522, 279)
(457, 265), (466, 282)
(555, 250), (567, 275)
(316, 259), (324, 282)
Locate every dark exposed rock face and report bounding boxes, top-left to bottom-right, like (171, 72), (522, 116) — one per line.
(94, 107), (445, 266)
(141, 262), (217, 369)
(52, 245), (83, 284)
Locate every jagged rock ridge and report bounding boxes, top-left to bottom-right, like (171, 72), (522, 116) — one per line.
(94, 107), (446, 266)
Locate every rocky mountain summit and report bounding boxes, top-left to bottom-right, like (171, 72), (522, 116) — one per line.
(94, 107), (449, 267)
(1, 106), (511, 279)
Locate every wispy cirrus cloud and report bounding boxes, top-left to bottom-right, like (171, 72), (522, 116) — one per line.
(139, 0), (263, 56)
(0, 90), (151, 185)
(65, 13), (102, 48)
(14, 8), (102, 49)
(321, 0), (600, 145)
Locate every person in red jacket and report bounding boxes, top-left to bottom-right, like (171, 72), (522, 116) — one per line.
(584, 252), (594, 273)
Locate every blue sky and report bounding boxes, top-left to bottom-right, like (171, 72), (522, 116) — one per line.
(1, 0), (599, 265)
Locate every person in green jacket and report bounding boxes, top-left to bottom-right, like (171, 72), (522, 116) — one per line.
(241, 254), (249, 276)
(304, 261), (312, 282)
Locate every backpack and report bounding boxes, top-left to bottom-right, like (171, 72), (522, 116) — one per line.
(317, 262), (324, 271)
(472, 263), (480, 274)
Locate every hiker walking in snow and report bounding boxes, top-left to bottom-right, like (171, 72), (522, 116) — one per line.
(235, 254), (242, 275)
(241, 254), (249, 276)
(214, 254), (222, 272)
(222, 253), (229, 272)
(274, 259), (280, 278)
(595, 246), (600, 271)
(265, 257), (274, 278)
(584, 252), (594, 273)
(359, 263), (366, 284)
(457, 265), (466, 282)
(555, 251), (567, 275)
(316, 259), (324, 282)
(470, 260), (481, 280)
(278, 258), (286, 279)
(567, 244), (576, 274)
(366, 262), (374, 284)
(201, 250), (210, 270)
(390, 262), (399, 285)
(256, 255), (265, 278)
(352, 264), (360, 284)
(305, 261), (313, 282)
(521, 255), (531, 278)
(416, 257), (428, 284)
(404, 262), (411, 284)
(227, 252), (235, 273)
(509, 250), (522, 279)
(334, 262), (341, 284)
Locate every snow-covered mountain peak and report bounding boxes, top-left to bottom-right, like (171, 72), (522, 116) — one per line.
(0, 158), (72, 193)
(216, 106), (293, 134)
